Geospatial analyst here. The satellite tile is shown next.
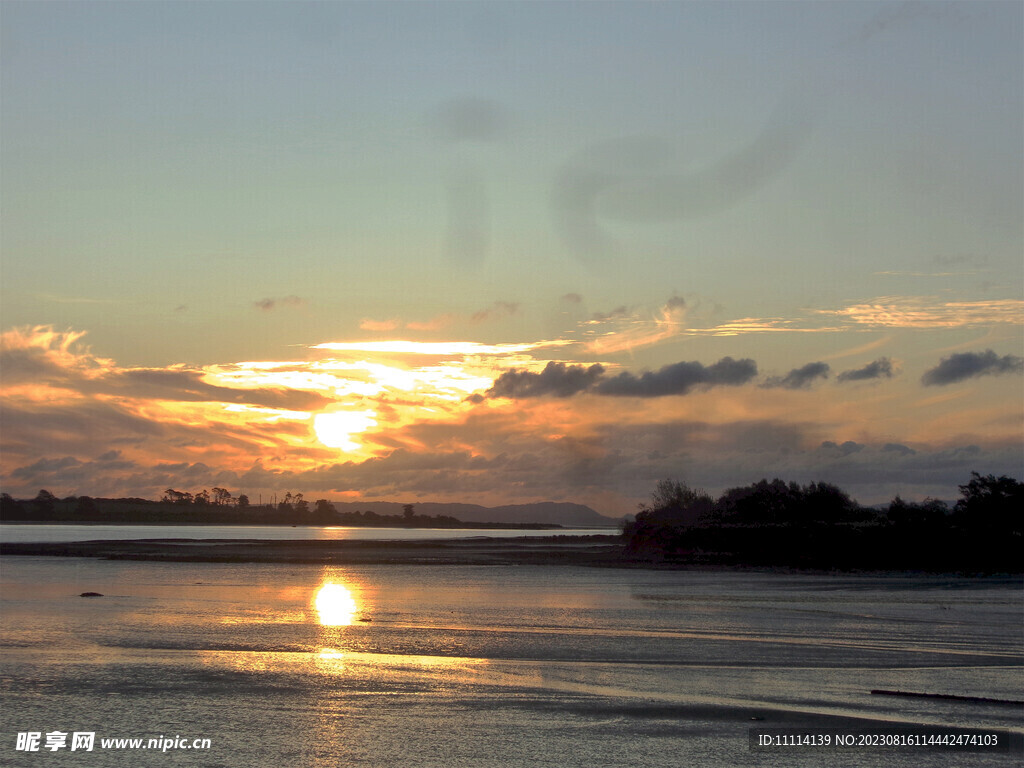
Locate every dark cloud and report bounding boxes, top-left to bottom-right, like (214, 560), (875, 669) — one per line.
(253, 295), (305, 311)
(837, 357), (895, 382)
(595, 357), (758, 397)
(819, 440), (866, 457)
(921, 349), (1024, 386)
(479, 357), (759, 400)
(590, 305), (630, 322)
(560, 293), (583, 304)
(882, 443), (916, 456)
(761, 361), (830, 390)
(663, 296), (686, 312)
(485, 362), (606, 399)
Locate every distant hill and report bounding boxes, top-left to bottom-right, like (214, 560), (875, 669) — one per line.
(332, 501), (621, 527)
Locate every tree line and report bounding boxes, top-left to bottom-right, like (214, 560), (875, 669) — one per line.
(0, 492), (551, 530)
(622, 472), (1022, 572)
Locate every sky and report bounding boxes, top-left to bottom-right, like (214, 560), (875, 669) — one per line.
(1, 0), (1022, 515)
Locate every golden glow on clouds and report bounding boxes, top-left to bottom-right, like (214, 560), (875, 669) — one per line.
(314, 410), (377, 451)
(312, 340), (566, 355)
(824, 297), (1024, 328)
(3, 322), (1021, 508)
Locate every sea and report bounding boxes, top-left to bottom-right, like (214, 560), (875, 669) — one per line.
(1, 526), (1021, 767)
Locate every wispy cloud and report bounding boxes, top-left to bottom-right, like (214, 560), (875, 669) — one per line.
(470, 301), (520, 324)
(362, 301), (520, 333)
(581, 297), (687, 354)
(822, 297), (1024, 328)
(254, 295), (306, 311)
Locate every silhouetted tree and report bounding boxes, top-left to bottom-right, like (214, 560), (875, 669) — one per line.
(163, 489), (193, 505)
(954, 472), (1023, 537)
(33, 489), (57, 516)
(887, 496), (948, 529)
(1, 493), (24, 519)
(623, 479), (714, 558)
(76, 495), (99, 515)
(211, 487), (232, 506)
(237, 494), (250, 508)
(193, 489), (211, 506)
(314, 499), (336, 520)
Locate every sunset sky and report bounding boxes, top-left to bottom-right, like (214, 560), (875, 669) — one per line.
(2, 1), (1021, 514)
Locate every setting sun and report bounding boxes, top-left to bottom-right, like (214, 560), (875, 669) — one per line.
(313, 410), (377, 451)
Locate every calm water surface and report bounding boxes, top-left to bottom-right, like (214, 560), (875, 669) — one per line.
(1, 557), (1021, 767)
(0, 524), (613, 544)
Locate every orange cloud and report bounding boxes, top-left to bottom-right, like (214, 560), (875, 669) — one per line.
(822, 297), (1024, 328)
(3, 324), (1021, 512)
(582, 297), (686, 354)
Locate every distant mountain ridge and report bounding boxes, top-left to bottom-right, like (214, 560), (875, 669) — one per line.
(331, 501), (621, 527)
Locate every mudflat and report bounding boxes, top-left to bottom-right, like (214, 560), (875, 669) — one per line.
(0, 534), (626, 566)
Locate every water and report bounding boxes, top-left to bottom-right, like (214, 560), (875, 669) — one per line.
(1, 557), (1021, 767)
(0, 524), (614, 544)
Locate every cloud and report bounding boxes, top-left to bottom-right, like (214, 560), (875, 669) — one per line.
(595, 357), (757, 397)
(761, 362), (830, 390)
(406, 313), (458, 331)
(837, 357), (896, 383)
(588, 305), (631, 323)
(560, 293), (583, 304)
(824, 297), (1024, 328)
(359, 318), (400, 331)
(4, 323), (1020, 514)
(819, 440), (866, 457)
(484, 362), (606, 399)
(0, 327), (332, 411)
(378, 302), (519, 332)
(582, 297), (687, 354)
(882, 443), (916, 456)
(470, 301), (519, 324)
(921, 349), (1024, 386)
(254, 295), (306, 311)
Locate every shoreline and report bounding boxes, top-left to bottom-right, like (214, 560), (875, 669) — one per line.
(2, 537), (1022, 579)
(0, 519), (572, 530)
(0, 535), (626, 567)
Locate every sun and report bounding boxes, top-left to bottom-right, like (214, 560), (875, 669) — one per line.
(313, 409), (376, 450)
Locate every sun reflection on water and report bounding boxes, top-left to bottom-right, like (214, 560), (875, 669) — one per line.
(314, 582), (359, 626)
